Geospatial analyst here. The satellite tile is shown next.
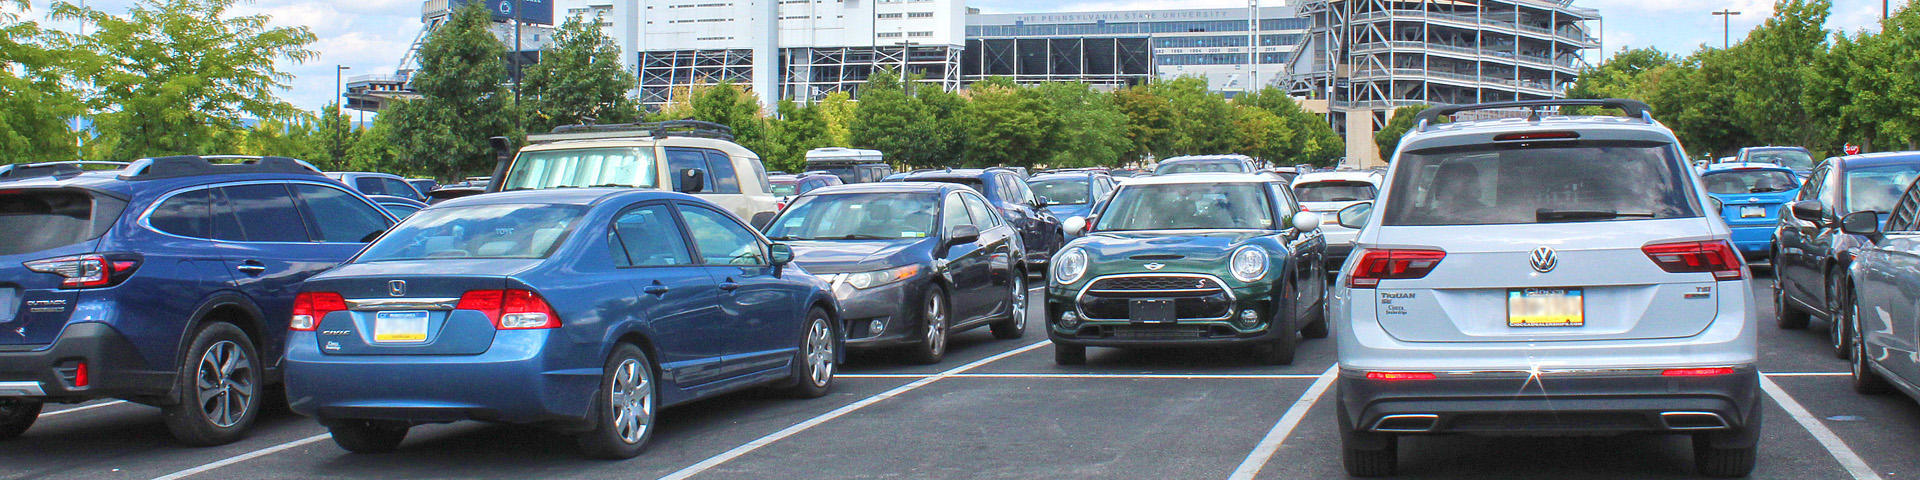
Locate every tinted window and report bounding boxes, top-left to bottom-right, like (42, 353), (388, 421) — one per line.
(667, 149), (712, 193)
(381, 203), (422, 218)
(353, 177), (386, 196)
(765, 193), (938, 240)
(209, 189), (244, 242)
(679, 205), (765, 265)
(220, 184), (310, 242)
(1846, 164), (1920, 213)
(1293, 181), (1377, 202)
(1097, 183), (1275, 231)
(1383, 142), (1698, 226)
(293, 184), (391, 243)
(1702, 170), (1797, 195)
(1748, 150), (1816, 171)
(962, 193), (1002, 227)
(943, 194), (974, 230)
(1157, 161), (1249, 174)
(1030, 179), (1091, 204)
(611, 204), (693, 266)
(0, 190), (109, 255)
(503, 147), (657, 190)
(150, 189), (212, 239)
(358, 204), (584, 261)
(704, 151), (741, 194)
(384, 179), (422, 200)
(1800, 166), (1829, 200)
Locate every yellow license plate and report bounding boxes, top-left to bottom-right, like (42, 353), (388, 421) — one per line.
(373, 311), (429, 342)
(1507, 288), (1584, 327)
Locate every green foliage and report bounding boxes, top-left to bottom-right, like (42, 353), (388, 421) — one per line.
(962, 81), (1059, 169)
(1032, 82), (1130, 168)
(0, 1), (85, 161)
(389, 0), (519, 179)
(1234, 86), (1345, 166)
(522, 15), (638, 133)
(849, 70), (935, 168)
(317, 103), (358, 167)
(685, 80), (770, 160)
(1373, 105), (1433, 161)
(759, 99), (829, 172)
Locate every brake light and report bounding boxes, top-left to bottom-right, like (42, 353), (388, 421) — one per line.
(290, 292), (346, 331)
(1641, 241), (1744, 280)
(73, 362), (88, 387)
(457, 289), (561, 330)
(1365, 371), (1437, 381)
(24, 253), (141, 289)
(1347, 249), (1446, 288)
(1662, 367), (1736, 377)
(1494, 131), (1581, 141)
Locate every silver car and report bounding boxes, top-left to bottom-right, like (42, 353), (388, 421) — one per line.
(1329, 99), (1760, 477)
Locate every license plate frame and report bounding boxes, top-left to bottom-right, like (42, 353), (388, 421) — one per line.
(373, 310), (430, 343)
(1129, 299), (1178, 324)
(1740, 205), (1765, 218)
(1507, 288), (1584, 328)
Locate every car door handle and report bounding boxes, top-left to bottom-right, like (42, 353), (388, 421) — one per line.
(719, 280), (740, 291)
(235, 262), (266, 275)
(644, 284), (671, 296)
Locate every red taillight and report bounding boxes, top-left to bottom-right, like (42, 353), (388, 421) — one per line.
(1365, 371), (1437, 381)
(24, 253), (140, 289)
(290, 292), (346, 331)
(1494, 131), (1581, 141)
(1347, 249), (1446, 288)
(73, 362), (88, 387)
(457, 289), (561, 330)
(1662, 367), (1736, 377)
(1641, 241), (1744, 280)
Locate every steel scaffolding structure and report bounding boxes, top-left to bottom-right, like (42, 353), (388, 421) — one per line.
(960, 38), (1154, 87)
(638, 49), (756, 107)
(781, 46), (964, 102)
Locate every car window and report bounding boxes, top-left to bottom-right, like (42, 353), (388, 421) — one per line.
(678, 204), (765, 265)
(1845, 164), (1920, 213)
(1749, 150), (1816, 171)
(1702, 170), (1797, 195)
(353, 177), (386, 196)
(1157, 161), (1249, 174)
(771, 182), (798, 197)
(1030, 178), (1092, 204)
(1271, 183), (1299, 218)
(359, 203), (583, 261)
(381, 203), (422, 219)
(766, 193), (938, 240)
(666, 148), (714, 193)
(293, 184), (392, 243)
(703, 151), (741, 194)
(150, 189), (213, 239)
(611, 204), (694, 266)
(1801, 165), (1829, 200)
(1293, 181), (1378, 202)
(1096, 183), (1276, 231)
(962, 193), (1001, 228)
(944, 194), (974, 231)
(1383, 142), (1698, 226)
(219, 184), (310, 242)
(1008, 175), (1036, 204)
(0, 189), (122, 255)
(384, 179), (422, 200)
(1887, 188), (1919, 232)
(502, 147), (658, 191)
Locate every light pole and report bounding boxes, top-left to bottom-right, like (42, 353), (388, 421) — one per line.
(894, 40), (920, 84)
(1711, 10), (1741, 49)
(335, 65), (349, 154)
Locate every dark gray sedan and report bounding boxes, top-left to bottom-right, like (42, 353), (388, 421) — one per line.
(1840, 181), (1920, 402)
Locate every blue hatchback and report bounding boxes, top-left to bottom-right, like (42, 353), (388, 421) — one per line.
(284, 189), (840, 458)
(1701, 163), (1800, 260)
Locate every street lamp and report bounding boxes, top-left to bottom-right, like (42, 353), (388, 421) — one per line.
(1711, 10), (1741, 49)
(335, 65), (350, 152)
(894, 40), (920, 83)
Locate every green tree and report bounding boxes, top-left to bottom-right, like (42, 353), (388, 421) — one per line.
(760, 99), (829, 172)
(1374, 104), (1433, 160)
(522, 15), (638, 133)
(1033, 82), (1129, 168)
(317, 103), (358, 166)
(1, 0), (87, 161)
(917, 84), (970, 166)
(233, 115), (326, 166)
(849, 70), (933, 168)
(1113, 84), (1175, 162)
(347, 112), (407, 175)
(1233, 86), (1344, 166)
(817, 91), (856, 146)
(1150, 78), (1234, 156)
(1565, 47), (1678, 115)
(962, 80), (1059, 169)
(54, 0), (316, 159)
(1731, 0), (1831, 148)
(389, 0), (518, 179)
(686, 81), (770, 157)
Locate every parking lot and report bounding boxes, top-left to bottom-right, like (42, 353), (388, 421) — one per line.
(2, 272), (1911, 480)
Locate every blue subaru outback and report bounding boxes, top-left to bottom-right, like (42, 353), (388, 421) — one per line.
(0, 157), (395, 445)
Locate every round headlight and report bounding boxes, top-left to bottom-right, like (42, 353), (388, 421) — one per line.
(1054, 248), (1089, 285)
(1230, 246), (1269, 282)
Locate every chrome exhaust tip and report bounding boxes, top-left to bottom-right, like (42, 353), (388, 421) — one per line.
(1372, 414), (1440, 432)
(1660, 411), (1730, 430)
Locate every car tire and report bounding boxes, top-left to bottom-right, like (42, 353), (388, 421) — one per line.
(576, 344), (656, 460)
(1053, 343), (1086, 365)
(328, 420), (409, 454)
(0, 399), (41, 440)
(780, 309), (837, 399)
(1254, 329), (1299, 365)
(1853, 305), (1892, 395)
(1774, 280), (1809, 329)
(161, 322), (263, 446)
(906, 286), (951, 365)
(1693, 433), (1758, 478)
(1832, 286), (1854, 360)
(1300, 303), (1329, 340)
(991, 275), (1028, 340)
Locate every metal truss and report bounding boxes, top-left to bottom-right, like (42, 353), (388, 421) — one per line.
(960, 38), (1154, 88)
(639, 49), (756, 107)
(782, 45), (963, 103)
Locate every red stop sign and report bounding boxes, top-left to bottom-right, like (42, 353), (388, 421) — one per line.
(1845, 144), (1861, 155)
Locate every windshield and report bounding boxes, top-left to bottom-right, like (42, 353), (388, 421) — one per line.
(1096, 183), (1274, 231)
(765, 193), (939, 240)
(357, 204), (585, 261)
(1157, 161), (1249, 175)
(1294, 181), (1377, 203)
(1749, 150), (1816, 171)
(500, 147), (656, 191)
(770, 182), (798, 197)
(1384, 141), (1699, 226)
(1847, 164), (1920, 213)
(1029, 179), (1091, 205)
(1703, 170), (1798, 195)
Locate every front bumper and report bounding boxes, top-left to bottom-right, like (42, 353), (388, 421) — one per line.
(1044, 299), (1283, 348)
(284, 330), (598, 429)
(830, 277), (931, 349)
(1337, 366), (1762, 437)
(0, 322), (173, 403)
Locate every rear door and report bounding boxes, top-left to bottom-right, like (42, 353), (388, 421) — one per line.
(676, 202), (799, 379)
(1779, 164), (1829, 301)
(608, 203), (730, 386)
(209, 184), (324, 346)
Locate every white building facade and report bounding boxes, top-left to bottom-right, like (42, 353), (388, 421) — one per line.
(963, 7), (1310, 93)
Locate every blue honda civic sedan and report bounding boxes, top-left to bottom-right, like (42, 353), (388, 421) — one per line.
(284, 189), (841, 459)
(1700, 162), (1800, 261)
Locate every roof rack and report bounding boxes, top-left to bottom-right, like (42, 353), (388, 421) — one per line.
(0, 161), (131, 180)
(533, 120), (735, 143)
(1414, 98), (1654, 131)
(119, 156), (322, 181)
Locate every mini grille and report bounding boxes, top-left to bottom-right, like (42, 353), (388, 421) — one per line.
(1089, 276), (1219, 291)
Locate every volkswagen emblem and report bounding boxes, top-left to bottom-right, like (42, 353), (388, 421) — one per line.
(388, 280), (407, 297)
(1144, 262), (1165, 271)
(1529, 247), (1558, 273)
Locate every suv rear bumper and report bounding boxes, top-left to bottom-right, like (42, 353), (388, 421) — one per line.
(1336, 366), (1761, 436)
(0, 322), (174, 402)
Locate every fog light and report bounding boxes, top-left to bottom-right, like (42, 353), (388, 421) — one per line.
(1237, 309), (1260, 328)
(1059, 311), (1080, 328)
(869, 319), (886, 335)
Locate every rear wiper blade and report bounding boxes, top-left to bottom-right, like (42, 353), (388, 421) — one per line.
(1535, 209), (1655, 222)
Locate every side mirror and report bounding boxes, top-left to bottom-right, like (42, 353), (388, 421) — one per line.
(1337, 202), (1374, 229)
(1063, 216), (1088, 237)
(1841, 211), (1882, 237)
(769, 243), (794, 266)
(948, 224), (981, 245)
(1789, 200), (1825, 224)
(676, 169), (706, 194)
(1291, 211), (1322, 232)
(1034, 196), (1051, 208)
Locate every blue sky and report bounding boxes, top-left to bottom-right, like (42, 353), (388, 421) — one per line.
(14, 0), (1899, 113)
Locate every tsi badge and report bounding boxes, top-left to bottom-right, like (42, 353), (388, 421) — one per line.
(1530, 246), (1558, 273)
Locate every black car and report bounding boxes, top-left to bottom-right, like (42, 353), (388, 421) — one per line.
(1775, 152), (1920, 358)
(763, 183), (1028, 364)
(891, 168), (1063, 276)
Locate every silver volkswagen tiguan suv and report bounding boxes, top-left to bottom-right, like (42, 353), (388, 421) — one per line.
(1329, 99), (1760, 477)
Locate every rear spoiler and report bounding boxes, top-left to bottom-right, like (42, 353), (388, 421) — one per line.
(1414, 98), (1654, 132)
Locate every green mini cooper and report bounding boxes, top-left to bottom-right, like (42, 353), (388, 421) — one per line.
(1046, 173), (1328, 365)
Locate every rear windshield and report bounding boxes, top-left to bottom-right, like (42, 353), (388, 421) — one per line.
(501, 147), (656, 191)
(1847, 164), (1920, 213)
(1029, 179), (1091, 205)
(1703, 170), (1797, 195)
(1748, 150), (1815, 171)
(770, 183), (798, 197)
(1157, 161), (1248, 175)
(1294, 181), (1377, 202)
(1383, 141), (1699, 226)
(1096, 183), (1274, 231)
(0, 190), (121, 255)
(357, 204), (585, 261)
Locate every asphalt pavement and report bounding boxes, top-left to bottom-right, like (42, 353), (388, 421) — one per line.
(3, 273), (1913, 479)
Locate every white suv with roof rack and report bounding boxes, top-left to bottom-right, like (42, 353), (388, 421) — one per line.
(487, 121), (780, 226)
(1328, 99), (1760, 477)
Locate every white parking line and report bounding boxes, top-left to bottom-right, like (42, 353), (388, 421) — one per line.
(656, 340), (1053, 480)
(1227, 365), (1339, 480)
(39, 400), (128, 417)
(838, 373), (1329, 380)
(1759, 375), (1885, 480)
(1762, 372), (1851, 377)
(148, 433), (332, 480)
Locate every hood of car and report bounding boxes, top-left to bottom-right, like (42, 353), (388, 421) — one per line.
(784, 239), (928, 274)
(1068, 230), (1276, 278)
(1044, 203), (1093, 220)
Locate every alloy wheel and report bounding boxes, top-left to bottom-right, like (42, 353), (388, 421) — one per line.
(805, 318), (835, 388)
(1011, 276), (1028, 330)
(195, 340), (254, 428)
(609, 358), (654, 445)
(926, 292), (948, 357)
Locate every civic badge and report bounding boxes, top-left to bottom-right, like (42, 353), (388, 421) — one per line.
(1530, 247), (1558, 273)
(388, 280), (407, 297)
(1144, 263), (1165, 271)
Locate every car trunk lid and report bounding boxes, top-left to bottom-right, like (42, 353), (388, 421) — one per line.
(303, 259), (542, 355)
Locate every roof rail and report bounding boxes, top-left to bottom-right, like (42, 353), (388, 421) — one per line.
(535, 120), (736, 143)
(1414, 98), (1654, 131)
(0, 161), (131, 180)
(119, 156), (322, 181)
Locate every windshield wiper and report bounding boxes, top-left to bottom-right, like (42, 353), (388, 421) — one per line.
(590, 184), (637, 188)
(834, 234), (897, 240)
(1535, 209), (1656, 222)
